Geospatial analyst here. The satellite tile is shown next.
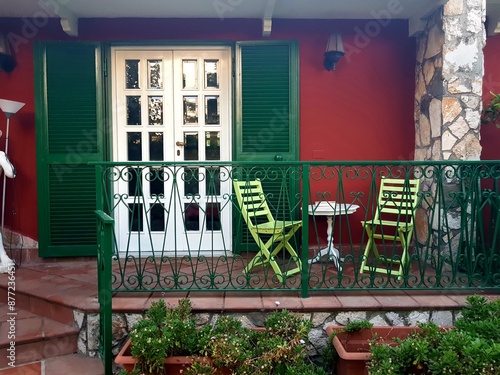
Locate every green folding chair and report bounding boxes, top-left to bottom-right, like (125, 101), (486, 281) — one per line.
(233, 179), (302, 280)
(360, 177), (421, 277)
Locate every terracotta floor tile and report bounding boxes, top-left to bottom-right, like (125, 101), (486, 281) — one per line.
(1, 341), (44, 367)
(370, 291), (421, 310)
(49, 304), (75, 326)
(261, 293), (304, 311)
(146, 292), (190, 309)
(45, 354), (104, 375)
(188, 292), (225, 310)
(113, 294), (150, 312)
(42, 318), (78, 338)
(46, 285), (96, 306)
(0, 361), (41, 374)
(0, 317), (43, 345)
(12, 294), (31, 312)
(300, 294), (343, 311)
(409, 293), (458, 309)
(40, 336), (78, 358)
(224, 293), (263, 311)
(28, 298), (52, 321)
(335, 292), (382, 310)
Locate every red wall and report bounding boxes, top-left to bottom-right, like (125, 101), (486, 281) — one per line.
(482, 34), (500, 160)
(0, 18), (416, 241)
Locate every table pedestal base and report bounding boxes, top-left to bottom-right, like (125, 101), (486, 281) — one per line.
(308, 245), (343, 271)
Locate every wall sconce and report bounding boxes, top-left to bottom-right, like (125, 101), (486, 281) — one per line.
(0, 33), (16, 73)
(323, 33), (345, 71)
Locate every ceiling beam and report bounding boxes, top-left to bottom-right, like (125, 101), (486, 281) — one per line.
(262, 0), (276, 37)
(486, 4), (500, 35)
(408, 0), (447, 36)
(54, 4), (79, 36)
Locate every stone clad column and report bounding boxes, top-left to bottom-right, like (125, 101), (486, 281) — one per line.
(415, 0), (485, 161)
(414, 0), (486, 273)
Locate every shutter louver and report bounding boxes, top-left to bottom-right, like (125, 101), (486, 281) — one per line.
(234, 41), (299, 251)
(240, 45), (291, 153)
(36, 42), (104, 257)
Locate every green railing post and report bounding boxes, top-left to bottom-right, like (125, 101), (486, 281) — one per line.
(301, 164), (310, 298)
(96, 209), (114, 375)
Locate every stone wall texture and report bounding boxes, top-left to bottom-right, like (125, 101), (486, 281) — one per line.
(415, 0), (486, 161)
(75, 309), (460, 360)
(414, 0), (486, 269)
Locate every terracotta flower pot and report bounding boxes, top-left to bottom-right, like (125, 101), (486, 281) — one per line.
(326, 326), (420, 375)
(115, 338), (231, 375)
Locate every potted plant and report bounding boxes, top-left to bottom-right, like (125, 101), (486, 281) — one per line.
(368, 295), (500, 375)
(115, 298), (327, 375)
(323, 321), (424, 375)
(481, 92), (500, 128)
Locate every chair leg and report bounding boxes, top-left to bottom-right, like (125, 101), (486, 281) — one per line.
(243, 226), (302, 280)
(270, 226), (302, 277)
(359, 226), (374, 274)
(396, 228), (413, 276)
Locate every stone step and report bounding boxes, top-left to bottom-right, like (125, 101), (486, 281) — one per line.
(0, 303), (79, 370)
(0, 265), (98, 326)
(0, 354), (104, 375)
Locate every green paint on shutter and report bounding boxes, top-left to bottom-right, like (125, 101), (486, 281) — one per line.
(234, 41), (299, 252)
(35, 42), (105, 257)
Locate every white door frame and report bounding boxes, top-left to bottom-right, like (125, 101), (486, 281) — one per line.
(111, 46), (232, 256)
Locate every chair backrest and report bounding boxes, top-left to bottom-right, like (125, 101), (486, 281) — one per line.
(373, 178), (421, 226)
(233, 179), (275, 229)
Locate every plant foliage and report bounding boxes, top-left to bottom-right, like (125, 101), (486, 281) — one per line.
(122, 299), (326, 375)
(368, 295), (500, 375)
(481, 92), (500, 128)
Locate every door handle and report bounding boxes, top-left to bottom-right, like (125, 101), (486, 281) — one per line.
(275, 154), (283, 161)
(176, 141), (185, 147)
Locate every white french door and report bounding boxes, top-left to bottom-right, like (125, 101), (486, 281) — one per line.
(111, 47), (231, 255)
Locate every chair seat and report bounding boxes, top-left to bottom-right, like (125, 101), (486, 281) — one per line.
(253, 220), (302, 233)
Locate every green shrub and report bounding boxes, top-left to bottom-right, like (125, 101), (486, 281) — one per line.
(368, 296), (500, 375)
(124, 299), (326, 375)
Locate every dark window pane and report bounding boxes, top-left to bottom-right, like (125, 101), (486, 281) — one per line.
(127, 132), (142, 161)
(128, 203), (143, 232)
(206, 168), (220, 196)
(127, 167), (142, 197)
(125, 59), (140, 89)
(205, 131), (220, 160)
(184, 203), (199, 231)
(206, 203), (221, 231)
(184, 133), (198, 161)
(149, 167), (164, 196)
(126, 96), (141, 125)
(184, 167), (199, 196)
(149, 132), (164, 160)
(150, 203), (164, 231)
(205, 96), (219, 125)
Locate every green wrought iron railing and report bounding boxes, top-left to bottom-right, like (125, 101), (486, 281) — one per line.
(95, 160), (500, 373)
(95, 160), (499, 294)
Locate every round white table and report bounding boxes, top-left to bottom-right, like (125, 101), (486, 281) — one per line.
(307, 201), (360, 270)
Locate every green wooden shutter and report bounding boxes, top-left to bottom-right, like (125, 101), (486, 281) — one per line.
(234, 41), (299, 251)
(35, 42), (105, 257)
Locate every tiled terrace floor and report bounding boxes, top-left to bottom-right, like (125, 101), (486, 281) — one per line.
(2, 258), (499, 314)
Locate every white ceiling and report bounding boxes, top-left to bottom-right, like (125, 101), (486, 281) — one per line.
(0, 0), (449, 19)
(1, 0), (500, 36)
